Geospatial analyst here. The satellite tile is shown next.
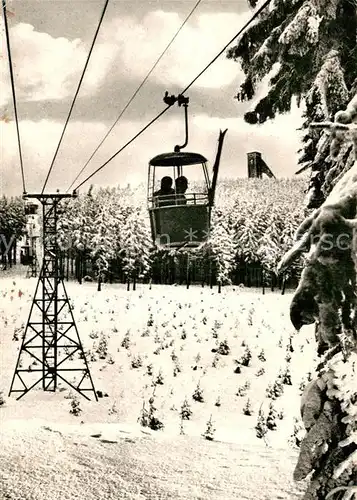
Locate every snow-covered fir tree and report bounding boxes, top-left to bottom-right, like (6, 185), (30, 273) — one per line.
(266, 402), (278, 430)
(227, 0), (356, 207)
(228, 2), (357, 496)
(90, 204), (117, 288)
(278, 95), (357, 499)
(201, 210), (235, 284)
(233, 204), (269, 264)
(58, 186), (99, 255)
(120, 207), (152, 281)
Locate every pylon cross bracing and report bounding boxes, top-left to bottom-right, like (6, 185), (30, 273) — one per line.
(9, 193), (97, 401)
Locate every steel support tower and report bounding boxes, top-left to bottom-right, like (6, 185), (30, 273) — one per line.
(9, 193), (97, 401)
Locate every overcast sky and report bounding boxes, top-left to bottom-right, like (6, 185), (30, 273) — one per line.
(0, 0), (303, 196)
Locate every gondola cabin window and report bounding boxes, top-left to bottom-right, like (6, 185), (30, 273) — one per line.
(24, 202), (39, 216)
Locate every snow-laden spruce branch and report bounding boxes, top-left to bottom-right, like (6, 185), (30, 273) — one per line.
(277, 94), (357, 499)
(228, 0), (356, 209)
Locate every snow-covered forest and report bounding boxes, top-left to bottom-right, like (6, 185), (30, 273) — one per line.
(52, 177), (306, 286)
(1, 178), (307, 286)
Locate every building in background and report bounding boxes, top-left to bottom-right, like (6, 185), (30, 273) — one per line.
(21, 201), (41, 276)
(247, 152), (275, 179)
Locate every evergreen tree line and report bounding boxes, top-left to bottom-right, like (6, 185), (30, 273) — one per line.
(0, 180), (306, 286)
(55, 178), (306, 287)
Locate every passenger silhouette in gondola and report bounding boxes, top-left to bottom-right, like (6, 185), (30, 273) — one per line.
(154, 176), (175, 207)
(175, 176), (188, 205)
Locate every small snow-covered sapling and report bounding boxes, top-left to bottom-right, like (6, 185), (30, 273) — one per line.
(243, 398), (252, 416)
(255, 407), (268, 439)
(258, 349), (266, 362)
(180, 398), (193, 420)
(203, 415), (216, 441)
(266, 402), (278, 430)
(192, 382), (204, 402)
(69, 395), (82, 416)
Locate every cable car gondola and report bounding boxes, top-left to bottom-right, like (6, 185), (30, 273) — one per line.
(148, 93), (227, 249)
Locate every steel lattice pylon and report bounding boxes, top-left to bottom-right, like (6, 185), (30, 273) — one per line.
(9, 194), (97, 401)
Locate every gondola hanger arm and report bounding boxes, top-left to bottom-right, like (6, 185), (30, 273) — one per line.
(163, 92), (190, 152)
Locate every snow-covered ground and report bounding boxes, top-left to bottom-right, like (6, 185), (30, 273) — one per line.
(0, 272), (316, 499)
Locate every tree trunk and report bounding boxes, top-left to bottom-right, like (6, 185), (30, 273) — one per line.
(8, 241), (12, 268)
(133, 270), (136, 291)
(83, 253), (87, 278)
(281, 276), (286, 295)
(77, 252), (83, 284)
(66, 252), (69, 281)
(186, 254), (190, 289)
(109, 262), (114, 284)
(246, 264), (251, 287)
(1, 256), (6, 270)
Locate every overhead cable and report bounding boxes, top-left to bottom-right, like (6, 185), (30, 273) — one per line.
(67, 0), (203, 192)
(2, 0), (26, 193)
(41, 0), (110, 194)
(73, 0), (273, 192)
(181, 0), (272, 94)
(74, 105), (172, 191)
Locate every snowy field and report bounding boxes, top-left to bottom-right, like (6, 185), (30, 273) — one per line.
(0, 273), (317, 499)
